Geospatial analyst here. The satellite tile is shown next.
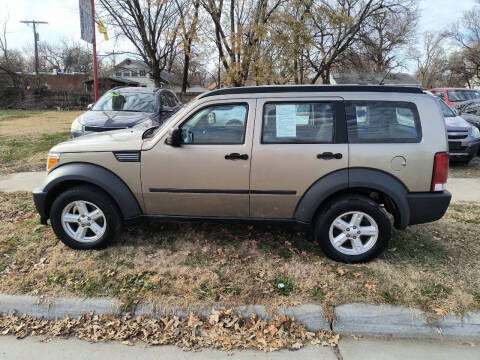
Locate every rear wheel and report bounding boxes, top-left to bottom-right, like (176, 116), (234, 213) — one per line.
(314, 195), (391, 263)
(50, 186), (122, 249)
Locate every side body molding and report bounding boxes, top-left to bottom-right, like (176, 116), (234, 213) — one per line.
(294, 168), (410, 229)
(41, 163), (142, 220)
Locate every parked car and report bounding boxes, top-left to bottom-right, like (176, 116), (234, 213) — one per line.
(34, 85), (451, 263)
(435, 98), (480, 163)
(429, 88), (480, 107)
(452, 99), (480, 130)
(70, 87), (182, 138)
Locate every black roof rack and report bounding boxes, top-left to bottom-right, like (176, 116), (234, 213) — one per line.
(199, 85), (423, 99)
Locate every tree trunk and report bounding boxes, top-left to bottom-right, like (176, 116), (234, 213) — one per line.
(182, 41), (191, 93)
(294, 57), (299, 84)
(151, 65), (163, 88)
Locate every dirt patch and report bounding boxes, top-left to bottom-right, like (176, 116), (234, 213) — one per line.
(449, 157), (480, 178)
(0, 110), (78, 174)
(1, 192), (479, 317)
(0, 110), (81, 136)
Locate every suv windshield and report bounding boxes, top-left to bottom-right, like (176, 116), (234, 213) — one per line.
(92, 92), (156, 112)
(447, 90), (480, 102)
(436, 99), (455, 117)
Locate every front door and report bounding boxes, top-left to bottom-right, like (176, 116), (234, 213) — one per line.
(141, 99), (255, 217)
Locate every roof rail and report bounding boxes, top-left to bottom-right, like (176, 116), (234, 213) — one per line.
(199, 85), (424, 99)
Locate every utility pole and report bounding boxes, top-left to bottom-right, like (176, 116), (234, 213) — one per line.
(20, 20), (48, 76)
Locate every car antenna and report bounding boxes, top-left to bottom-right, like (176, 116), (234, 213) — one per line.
(379, 69), (393, 86)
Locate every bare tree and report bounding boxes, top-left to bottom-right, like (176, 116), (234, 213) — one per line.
(350, 1), (418, 73)
(38, 39), (93, 74)
(98, 0), (179, 87)
(268, 0), (313, 84)
(201, 0), (285, 87)
(414, 32), (448, 89)
(0, 14), (25, 86)
(450, 7), (480, 84)
(304, 0), (412, 84)
(175, 0), (201, 92)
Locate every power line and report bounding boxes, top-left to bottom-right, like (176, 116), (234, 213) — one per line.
(20, 20), (48, 76)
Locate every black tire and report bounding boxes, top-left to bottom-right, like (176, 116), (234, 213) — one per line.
(314, 194), (391, 263)
(49, 185), (122, 249)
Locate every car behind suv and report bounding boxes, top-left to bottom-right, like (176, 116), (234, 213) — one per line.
(33, 86), (451, 263)
(70, 87), (181, 138)
(435, 97), (480, 163)
(430, 88), (480, 107)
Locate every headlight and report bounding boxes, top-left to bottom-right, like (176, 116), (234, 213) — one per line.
(46, 153), (60, 171)
(133, 119), (154, 128)
(471, 126), (480, 138)
(71, 119), (83, 131)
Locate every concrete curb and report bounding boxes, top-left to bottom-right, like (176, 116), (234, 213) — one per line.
(333, 303), (480, 337)
(0, 295), (479, 337)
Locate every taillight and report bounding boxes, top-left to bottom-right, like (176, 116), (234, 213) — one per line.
(431, 152), (449, 192)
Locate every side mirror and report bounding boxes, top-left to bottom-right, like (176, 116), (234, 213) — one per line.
(87, 103), (94, 110)
(165, 128), (182, 147)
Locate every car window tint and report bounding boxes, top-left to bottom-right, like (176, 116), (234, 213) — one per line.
(262, 102), (334, 143)
(346, 101), (422, 143)
(180, 104), (248, 144)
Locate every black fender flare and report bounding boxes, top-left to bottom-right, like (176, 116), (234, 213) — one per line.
(41, 162), (142, 220)
(294, 168), (410, 229)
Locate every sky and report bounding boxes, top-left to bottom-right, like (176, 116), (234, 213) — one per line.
(1, 0), (479, 73)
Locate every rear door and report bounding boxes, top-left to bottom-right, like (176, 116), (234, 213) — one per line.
(250, 97), (348, 218)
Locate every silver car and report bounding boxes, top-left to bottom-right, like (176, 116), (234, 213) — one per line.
(436, 98), (480, 163)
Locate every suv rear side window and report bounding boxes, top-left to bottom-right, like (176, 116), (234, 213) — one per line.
(262, 102), (334, 143)
(346, 101), (422, 143)
(180, 104), (248, 144)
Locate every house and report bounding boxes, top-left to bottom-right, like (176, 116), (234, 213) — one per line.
(330, 72), (422, 88)
(84, 76), (139, 95)
(110, 58), (182, 91)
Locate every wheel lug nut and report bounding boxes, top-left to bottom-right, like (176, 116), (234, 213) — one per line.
(346, 228), (350, 231)
(357, 231), (361, 234)
(353, 236), (357, 239)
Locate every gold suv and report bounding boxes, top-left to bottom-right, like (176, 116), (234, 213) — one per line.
(33, 86), (451, 263)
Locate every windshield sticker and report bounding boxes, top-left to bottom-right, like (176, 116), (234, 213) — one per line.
(276, 104), (297, 137)
(107, 93), (121, 97)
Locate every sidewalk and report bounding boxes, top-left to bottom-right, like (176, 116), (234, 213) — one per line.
(0, 171), (478, 202)
(0, 336), (478, 360)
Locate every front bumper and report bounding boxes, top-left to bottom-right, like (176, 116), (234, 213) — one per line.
(448, 138), (480, 161)
(407, 190), (451, 226)
(33, 187), (48, 225)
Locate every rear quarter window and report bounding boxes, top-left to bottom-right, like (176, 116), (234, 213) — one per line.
(346, 101), (422, 143)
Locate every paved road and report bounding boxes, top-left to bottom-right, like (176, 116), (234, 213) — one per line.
(0, 336), (478, 360)
(0, 171), (479, 203)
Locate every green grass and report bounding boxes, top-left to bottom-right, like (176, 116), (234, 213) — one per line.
(0, 131), (69, 166)
(0, 110), (43, 121)
(272, 277), (294, 296)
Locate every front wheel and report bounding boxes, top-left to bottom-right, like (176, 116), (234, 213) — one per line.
(314, 195), (391, 263)
(50, 186), (122, 249)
